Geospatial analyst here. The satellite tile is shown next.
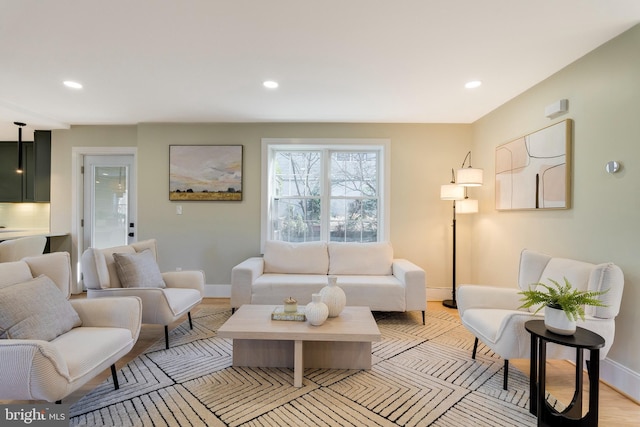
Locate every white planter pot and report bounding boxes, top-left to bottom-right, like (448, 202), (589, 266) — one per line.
(305, 294), (329, 326)
(544, 305), (576, 335)
(319, 275), (346, 317)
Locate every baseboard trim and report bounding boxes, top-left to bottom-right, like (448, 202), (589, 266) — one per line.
(601, 357), (640, 403)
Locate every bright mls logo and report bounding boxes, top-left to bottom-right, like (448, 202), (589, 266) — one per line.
(2, 405), (69, 426)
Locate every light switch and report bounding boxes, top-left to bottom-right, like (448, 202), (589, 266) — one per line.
(176, 205), (183, 215)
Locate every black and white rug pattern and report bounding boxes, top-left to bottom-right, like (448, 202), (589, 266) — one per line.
(70, 307), (540, 426)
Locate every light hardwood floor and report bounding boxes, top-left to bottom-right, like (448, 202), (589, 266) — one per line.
(4, 298), (639, 425)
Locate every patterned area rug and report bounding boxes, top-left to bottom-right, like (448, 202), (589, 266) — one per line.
(70, 307), (540, 426)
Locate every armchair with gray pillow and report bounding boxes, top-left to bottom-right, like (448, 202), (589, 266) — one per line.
(81, 239), (204, 349)
(0, 252), (142, 403)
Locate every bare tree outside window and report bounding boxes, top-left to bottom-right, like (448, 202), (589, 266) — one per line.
(271, 149), (379, 243)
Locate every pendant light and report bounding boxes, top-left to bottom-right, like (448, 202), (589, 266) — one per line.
(14, 121), (26, 174)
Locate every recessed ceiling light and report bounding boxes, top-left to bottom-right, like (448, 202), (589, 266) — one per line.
(63, 80), (83, 89)
(465, 80), (482, 89)
(263, 80), (279, 89)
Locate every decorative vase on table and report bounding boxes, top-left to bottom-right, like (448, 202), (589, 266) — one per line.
(305, 293), (329, 326)
(544, 304), (576, 335)
(319, 275), (346, 317)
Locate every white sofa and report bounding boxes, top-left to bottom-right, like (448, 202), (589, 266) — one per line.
(231, 241), (427, 323)
(0, 252), (142, 402)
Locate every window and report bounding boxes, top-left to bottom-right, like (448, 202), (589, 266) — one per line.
(261, 139), (390, 248)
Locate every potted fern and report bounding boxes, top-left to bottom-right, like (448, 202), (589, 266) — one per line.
(518, 277), (608, 335)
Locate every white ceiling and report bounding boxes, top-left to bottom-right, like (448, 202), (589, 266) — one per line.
(1, 0), (640, 140)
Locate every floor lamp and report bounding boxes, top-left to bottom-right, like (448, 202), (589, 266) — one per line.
(440, 152), (482, 309)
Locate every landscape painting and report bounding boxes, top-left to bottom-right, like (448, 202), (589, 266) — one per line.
(495, 119), (571, 210)
(170, 145), (243, 201)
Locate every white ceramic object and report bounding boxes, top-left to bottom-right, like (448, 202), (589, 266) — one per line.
(305, 293), (329, 326)
(544, 305), (576, 335)
(319, 275), (346, 317)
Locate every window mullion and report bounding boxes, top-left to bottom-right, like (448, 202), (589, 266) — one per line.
(321, 148), (331, 242)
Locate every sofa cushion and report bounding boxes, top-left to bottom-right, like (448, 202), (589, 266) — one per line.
(252, 273), (405, 310)
(0, 275), (82, 340)
(263, 240), (329, 274)
(52, 326), (133, 381)
(0, 261), (35, 289)
(328, 242), (393, 275)
(113, 249), (166, 288)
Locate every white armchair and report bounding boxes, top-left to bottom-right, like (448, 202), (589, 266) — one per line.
(81, 239), (204, 349)
(0, 252), (142, 403)
(0, 235), (47, 262)
(457, 249), (624, 389)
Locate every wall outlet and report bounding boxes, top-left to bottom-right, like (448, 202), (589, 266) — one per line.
(176, 267), (182, 272)
(176, 205), (182, 215)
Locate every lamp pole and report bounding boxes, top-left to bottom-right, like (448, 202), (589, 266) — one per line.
(443, 201), (457, 309)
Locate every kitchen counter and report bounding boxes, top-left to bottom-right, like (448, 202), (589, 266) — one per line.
(0, 228), (68, 240)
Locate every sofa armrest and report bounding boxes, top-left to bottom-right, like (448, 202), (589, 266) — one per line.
(0, 340), (71, 401)
(392, 259), (426, 311)
(456, 285), (524, 316)
(231, 257), (264, 308)
(70, 297), (142, 341)
(162, 270), (205, 296)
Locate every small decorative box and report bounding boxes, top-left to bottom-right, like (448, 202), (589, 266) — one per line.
(284, 296), (298, 313)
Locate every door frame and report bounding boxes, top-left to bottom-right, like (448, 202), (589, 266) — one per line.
(71, 146), (137, 292)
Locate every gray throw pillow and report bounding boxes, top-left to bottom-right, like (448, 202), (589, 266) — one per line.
(0, 275), (82, 341)
(113, 249), (166, 288)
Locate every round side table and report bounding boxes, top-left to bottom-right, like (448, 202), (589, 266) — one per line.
(525, 320), (604, 427)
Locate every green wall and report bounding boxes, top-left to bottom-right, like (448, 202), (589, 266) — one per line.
(471, 24), (640, 384)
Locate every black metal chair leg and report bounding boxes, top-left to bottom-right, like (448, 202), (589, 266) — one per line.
(165, 325), (169, 349)
(472, 337), (478, 359)
(188, 312), (193, 329)
(111, 364), (120, 390)
(503, 359), (509, 390)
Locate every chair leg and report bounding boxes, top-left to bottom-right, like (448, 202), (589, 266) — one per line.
(422, 310), (425, 325)
(165, 325), (169, 349)
(111, 364), (120, 390)
(472, 337), (478, 359)
(188, 311), (193, 329)
(503, 359), (509, 390)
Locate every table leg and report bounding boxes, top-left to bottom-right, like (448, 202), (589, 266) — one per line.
(538, 339), (546, 424)
(587, 349), (600, 426)
(294, 340), (303, 387)
(529, 334), (538, 415)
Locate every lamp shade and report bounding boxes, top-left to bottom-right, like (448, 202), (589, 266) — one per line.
(440, 184), (465, 200)
(456, 167), (483, 186)
(456, 198), (478, 214)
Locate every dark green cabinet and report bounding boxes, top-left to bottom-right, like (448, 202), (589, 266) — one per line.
(0, 130), (51, 202)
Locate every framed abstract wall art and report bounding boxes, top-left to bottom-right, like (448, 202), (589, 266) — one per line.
(495, 119), (572, 210)
(169, 145), (243, 201)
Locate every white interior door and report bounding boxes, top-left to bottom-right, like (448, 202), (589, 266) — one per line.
(83, 155), (136, 250)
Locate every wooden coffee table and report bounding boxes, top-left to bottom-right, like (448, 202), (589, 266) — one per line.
(218, 305), (381, 387)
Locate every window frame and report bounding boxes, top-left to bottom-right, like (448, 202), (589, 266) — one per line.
(261, 138), (390, 252)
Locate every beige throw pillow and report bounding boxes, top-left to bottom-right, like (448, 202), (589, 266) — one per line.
(113, 249), (166, 288)
(0, 275), (82, 340)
